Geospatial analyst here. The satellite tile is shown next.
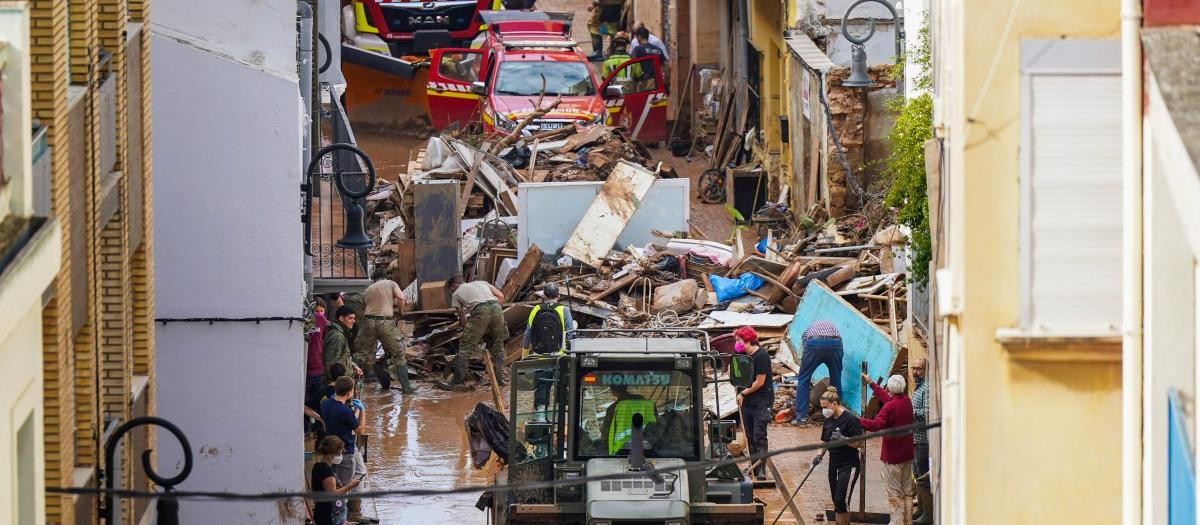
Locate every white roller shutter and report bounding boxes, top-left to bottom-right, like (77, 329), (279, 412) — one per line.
(1025, 73), (1123, 332)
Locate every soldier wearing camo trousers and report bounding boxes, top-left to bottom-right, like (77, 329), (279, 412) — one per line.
(355, 268), (417, 393)
(446, 276), (508, 389)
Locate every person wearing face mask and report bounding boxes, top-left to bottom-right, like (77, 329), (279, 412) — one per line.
(859, 373), (915, 525)
(733, 326), (773, 480)
(819, 387), (863, 525)
(312, 435), (361, 525)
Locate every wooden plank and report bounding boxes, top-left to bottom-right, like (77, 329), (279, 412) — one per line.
(766, 457), (807, 525)
(561, 161), (657, 267)
(588, 272), (640, 302)
(501, 244), (543, 301)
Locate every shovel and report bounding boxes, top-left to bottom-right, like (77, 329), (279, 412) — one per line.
(769, 451), (825, 525)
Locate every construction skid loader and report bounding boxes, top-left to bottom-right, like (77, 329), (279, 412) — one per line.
(491, 329), (764, 525)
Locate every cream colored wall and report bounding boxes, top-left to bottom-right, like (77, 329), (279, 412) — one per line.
(938, 0), (1123, 522)
(0, 301), (48, 525)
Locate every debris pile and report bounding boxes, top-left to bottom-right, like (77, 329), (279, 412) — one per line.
(359, 121), (914, 412)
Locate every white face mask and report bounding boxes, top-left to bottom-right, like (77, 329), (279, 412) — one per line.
(822, 408), (834, 419)
(332, 454), (344, 464)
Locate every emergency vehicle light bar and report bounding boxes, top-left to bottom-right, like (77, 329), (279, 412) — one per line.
(502, 40), (578, 49)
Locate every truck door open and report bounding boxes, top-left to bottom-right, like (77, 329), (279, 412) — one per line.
(601, 55), (668, 144)
(426, 48), (485, 131)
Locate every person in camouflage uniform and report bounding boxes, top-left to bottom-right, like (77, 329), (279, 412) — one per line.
(447, 276), (508, 388)
(323, 306), (363, 381)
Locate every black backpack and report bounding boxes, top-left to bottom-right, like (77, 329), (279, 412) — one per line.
(530, 303), (564, 355)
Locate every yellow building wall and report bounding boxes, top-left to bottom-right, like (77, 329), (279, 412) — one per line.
(748, 0), (792, 189)
(942, 0), (1123, 522)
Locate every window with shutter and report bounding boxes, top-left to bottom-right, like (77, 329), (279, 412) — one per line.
(1017, 38), (1123, 336)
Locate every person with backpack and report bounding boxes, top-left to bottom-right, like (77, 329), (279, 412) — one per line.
(523, 284), (575, 416)
(523, 284), (575, 356)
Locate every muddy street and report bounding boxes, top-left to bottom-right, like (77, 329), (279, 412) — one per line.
(360, 387), (493, 524)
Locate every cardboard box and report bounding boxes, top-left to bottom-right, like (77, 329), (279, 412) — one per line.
(419, 280), (448, 310)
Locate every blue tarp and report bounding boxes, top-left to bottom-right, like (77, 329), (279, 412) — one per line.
(786, 280), (900, 414)
(709, 273), (766, 303)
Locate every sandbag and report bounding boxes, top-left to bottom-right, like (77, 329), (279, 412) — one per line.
(652, 279), (700, 313)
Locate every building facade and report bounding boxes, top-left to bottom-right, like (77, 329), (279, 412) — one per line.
(149, 0), (306, 522)
(1124, 2), (1200, 524)
(20, 0), (159, 522)
(0, 4), (61, 524)
(928, 0), (1124, 522)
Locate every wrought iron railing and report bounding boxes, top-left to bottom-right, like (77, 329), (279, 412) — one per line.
(307, 85), (369, 281)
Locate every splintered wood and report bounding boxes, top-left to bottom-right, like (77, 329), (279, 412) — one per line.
(561, 161), (656, 268)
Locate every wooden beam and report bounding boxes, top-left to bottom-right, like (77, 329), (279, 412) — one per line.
(766, 457), (807, 525)
(501, 244), (543, 301)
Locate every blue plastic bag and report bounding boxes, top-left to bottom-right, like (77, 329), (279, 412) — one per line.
(709, 272), (766, 303)
(755, 238), (768, 254)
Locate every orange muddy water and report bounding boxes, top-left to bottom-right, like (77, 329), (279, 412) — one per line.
(359, 387), (494, 524)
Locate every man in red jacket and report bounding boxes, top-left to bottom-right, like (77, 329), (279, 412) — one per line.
(860, 373), (915, 525)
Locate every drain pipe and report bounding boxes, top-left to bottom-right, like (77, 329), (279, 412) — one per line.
(298, 1), (314, 168)
(299, 0), (315, 291)
(1120, 0), (1142, 523)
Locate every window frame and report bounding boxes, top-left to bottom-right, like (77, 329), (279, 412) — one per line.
(1016, 38), (1122, 334)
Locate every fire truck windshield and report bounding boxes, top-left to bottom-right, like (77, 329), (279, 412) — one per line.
(494, 61), (596, 97)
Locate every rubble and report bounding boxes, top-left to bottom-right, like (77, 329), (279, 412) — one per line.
(359, 122), (913, 403)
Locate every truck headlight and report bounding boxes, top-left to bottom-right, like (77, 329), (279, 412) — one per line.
(494, 112), (518, 131)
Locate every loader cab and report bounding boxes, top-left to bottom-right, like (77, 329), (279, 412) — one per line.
(497, 330), (763, 525)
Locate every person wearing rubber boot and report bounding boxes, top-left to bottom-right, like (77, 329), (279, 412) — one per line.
(911, 358), (934, 524)
(523, 284), (574, 416)
(820, 386), (862, 525)
(587, 0), (625, 61)
(355, 268), (417, 393)
(448, 276), (508, 389)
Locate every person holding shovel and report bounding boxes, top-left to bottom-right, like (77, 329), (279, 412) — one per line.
(820, 386), (863, 525)
(734, 326), (773, 481)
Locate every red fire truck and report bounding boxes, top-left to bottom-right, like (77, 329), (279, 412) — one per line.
(424, 11), (668, 143)
(345, 0), (504, 56)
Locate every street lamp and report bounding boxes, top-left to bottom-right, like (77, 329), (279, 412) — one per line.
(305, 142), (377, 250)
(839, 0), (903, 89)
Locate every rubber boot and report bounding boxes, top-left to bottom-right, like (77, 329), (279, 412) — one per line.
(588, 35), (605, 61)
(396, 364), (418, 394)
(914, 486), (934, 524)
(347, 498), (364, 523)
(835, 512), (851, 525)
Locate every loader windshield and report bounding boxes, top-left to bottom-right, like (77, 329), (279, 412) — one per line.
(494, 61), (596, 96)
(576, 369), (698, 460)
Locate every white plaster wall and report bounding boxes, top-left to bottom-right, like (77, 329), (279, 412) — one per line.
(825, 24), (900, 66)
(0, 302), (47, 525)
(1142, 116), (1199, 525)
(152, 0), (298, 78)
(150, 9), (304, 522)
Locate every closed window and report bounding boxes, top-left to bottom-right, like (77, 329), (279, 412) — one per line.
(1019, 39), (1122, 334)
